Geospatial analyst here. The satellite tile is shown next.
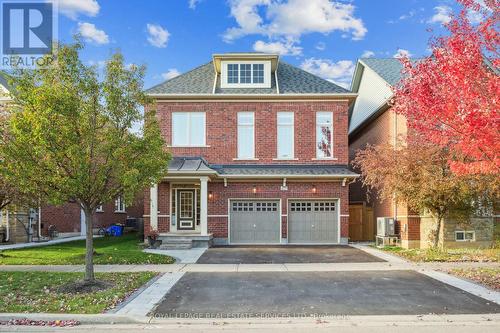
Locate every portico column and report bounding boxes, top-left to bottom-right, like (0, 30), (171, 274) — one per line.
(200, 177), (208, 236)
(150, 184), (158, 231)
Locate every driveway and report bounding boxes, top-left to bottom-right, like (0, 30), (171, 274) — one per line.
(196, 245), (384, 264)
(152, 270), (500, 317)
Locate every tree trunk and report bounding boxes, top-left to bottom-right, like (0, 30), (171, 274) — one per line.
(83, 207), (95, 282)
(433, 215), (444, 249)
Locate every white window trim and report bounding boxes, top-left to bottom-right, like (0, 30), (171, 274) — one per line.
(96, 205), (103, 213)
(276, 112), (295, 159)
(115, 197), (126, 213)
(455, 230), (475, 242)
(237, 112), (255, 159)
(316, 111), (334, 159)
(172, 112), (206, 147)
(221, 60), (271, 88)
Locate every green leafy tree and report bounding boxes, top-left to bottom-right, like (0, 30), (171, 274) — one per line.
(0, 41), (169, 282)
(353, 134), (497, 248)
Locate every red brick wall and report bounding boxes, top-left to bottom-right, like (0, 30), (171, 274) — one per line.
(41, 194), (145, 236)
(148, 181), (349, 240)
(152, 101), (349, 165)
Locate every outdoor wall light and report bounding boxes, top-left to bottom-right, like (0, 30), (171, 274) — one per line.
(208, 191), (213, 200)
(312, 184), (317, 193)
(252, 185), (257, 194)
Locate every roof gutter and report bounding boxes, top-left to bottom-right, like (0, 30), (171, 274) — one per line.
(147, 93), (358, 102)
(216, 174), (359, 179)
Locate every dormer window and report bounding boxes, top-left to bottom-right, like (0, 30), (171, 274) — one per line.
(221, 60), (271, 88)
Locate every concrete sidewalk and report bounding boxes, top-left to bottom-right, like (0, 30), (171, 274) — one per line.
(0, 235), (102, 250)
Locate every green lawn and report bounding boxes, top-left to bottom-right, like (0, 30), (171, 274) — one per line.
(0, 271), (156, 313)
(377, 245), (500, 262)
(0, 233), (175, 265)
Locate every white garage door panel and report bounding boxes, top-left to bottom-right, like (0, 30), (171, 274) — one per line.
(230, 200), (281, 244)
(288, 200), (339, 244)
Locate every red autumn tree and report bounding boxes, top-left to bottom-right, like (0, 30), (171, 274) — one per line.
(392, 0), (499, 175)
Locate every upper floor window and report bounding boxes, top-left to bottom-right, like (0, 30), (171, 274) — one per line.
(277, 112), (294, 159)
(316, 112), (333, 158)
(96, 205), (103, 212)
(240, 64), (252, 83)
(253, 64), (264, 83)
(237, 112), (254, 159)
(115, 196), (126, 213)
(172, 112), (206, 146)
(228, 64), (238, 83)
(221, 61), (271, 88)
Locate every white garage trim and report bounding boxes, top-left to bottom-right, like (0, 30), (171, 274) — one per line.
(286, 198), (341, 245)
(228, 198), (282, 245)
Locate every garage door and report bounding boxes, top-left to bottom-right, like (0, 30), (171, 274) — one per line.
(230, 200), (280, 244)
(288, 200), (338, 244)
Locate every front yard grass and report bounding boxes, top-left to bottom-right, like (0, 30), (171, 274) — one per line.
(448, 268), (500, 291)
(377, 245), (499, 262)
(0, 233), (175, 265)
(0, 271), (156, 313)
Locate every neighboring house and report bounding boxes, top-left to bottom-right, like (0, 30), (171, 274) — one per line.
(348, 58), (494, 249)
(144, 52), (358, 248)
(40, 194), (144, 238)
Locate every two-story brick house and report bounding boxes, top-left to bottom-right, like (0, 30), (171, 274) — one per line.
(144, 53), (358, 247)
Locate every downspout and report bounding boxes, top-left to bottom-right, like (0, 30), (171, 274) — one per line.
(38, 205), (42, 238)
(393, 108), (399, 233)
(5, 209), (9, 242)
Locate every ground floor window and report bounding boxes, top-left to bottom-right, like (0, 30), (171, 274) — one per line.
(455, 230), (475, 241)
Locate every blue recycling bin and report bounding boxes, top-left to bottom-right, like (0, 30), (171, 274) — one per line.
(106, 224), (123, 237)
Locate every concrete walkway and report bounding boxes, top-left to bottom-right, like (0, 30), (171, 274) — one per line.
(114, 272), (185, 316)
(0, 235), (101, 250)
(143, 247), (207, 263)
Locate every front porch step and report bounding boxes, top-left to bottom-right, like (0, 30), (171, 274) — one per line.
(158, 233), (214, 248)
(159, 238), (193, 250)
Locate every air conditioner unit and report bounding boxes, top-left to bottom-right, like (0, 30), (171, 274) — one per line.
(377, 217), (395, 236)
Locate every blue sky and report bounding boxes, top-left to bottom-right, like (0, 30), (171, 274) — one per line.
(54, 0), (465, 89)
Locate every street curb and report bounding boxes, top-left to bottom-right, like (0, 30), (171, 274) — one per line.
(0, 313), (499, 326)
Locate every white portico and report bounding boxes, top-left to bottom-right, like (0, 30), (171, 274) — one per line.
(149, 158), (215, 248)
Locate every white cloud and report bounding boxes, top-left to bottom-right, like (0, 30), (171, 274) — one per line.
(428, 6), (452, 25)
(77, 22), (109, 44)
(315, 42), (326, 51)
(223, 0), (367, 42)
(161, 69), (181, 80)
(300, 58), (355, 88)
(146, 24), (170, 48)
(361, 50), (375, 58)
(393, 48), (412, 58)
(87, 59), (106, 68)
(53, 0), (100, 19)
(253, 39), (302, 56)
(189, 0), (202, 9)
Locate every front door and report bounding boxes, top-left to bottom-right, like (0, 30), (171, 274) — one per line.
(177, 189), (195, 230)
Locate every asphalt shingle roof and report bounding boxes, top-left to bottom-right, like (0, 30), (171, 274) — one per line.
(168, 157), (214, 172)
(147, 62), (215, 95)
(167, 157), (358, 177)
(210, 164), (357, 176)
(146, 60), (350, 95)
(359, 58), (406, 86)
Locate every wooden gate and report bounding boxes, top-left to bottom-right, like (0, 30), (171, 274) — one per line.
(349, 204), (375, 241)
